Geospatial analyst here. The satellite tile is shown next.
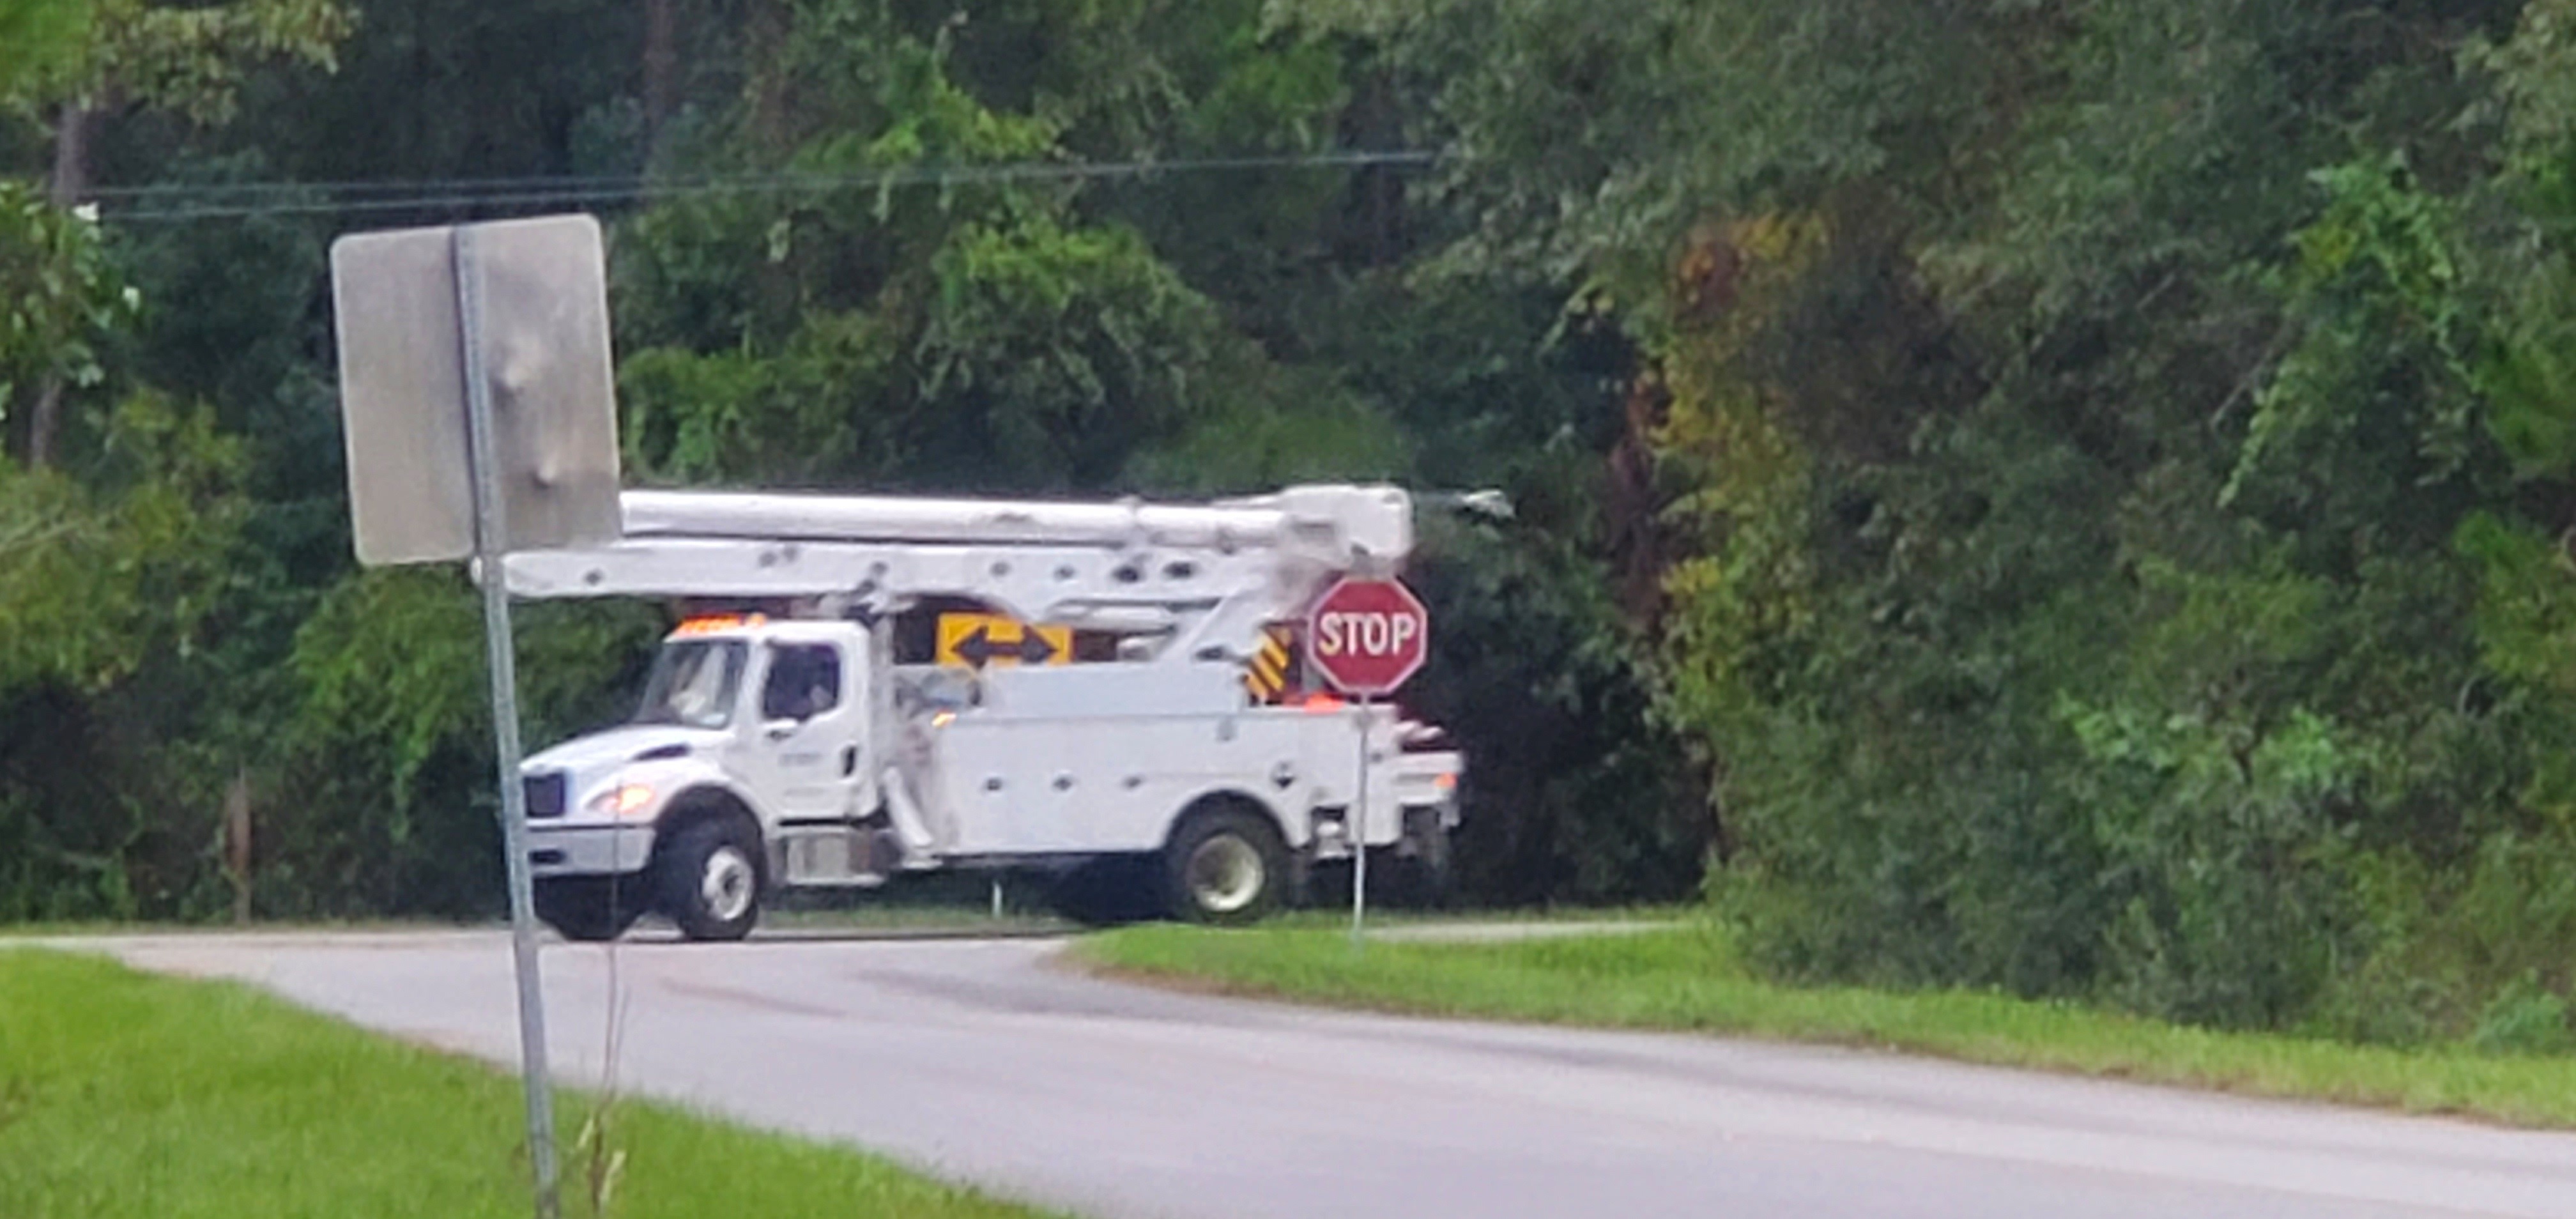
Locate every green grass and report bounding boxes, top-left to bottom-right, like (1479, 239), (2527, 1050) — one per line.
(0, 948), (1059, 1219)
(1078, 919), (2576, 1129)
(0, 917), (464, 939)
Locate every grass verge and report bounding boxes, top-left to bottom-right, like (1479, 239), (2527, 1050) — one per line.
(0, 947), (1059, 1219)
(1077, 919), (2576, 1129)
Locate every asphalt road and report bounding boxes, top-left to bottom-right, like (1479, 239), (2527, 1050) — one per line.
(72, 929), (2576, 1219)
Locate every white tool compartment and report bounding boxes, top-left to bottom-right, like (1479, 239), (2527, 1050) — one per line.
(921, 682), (1406, 857)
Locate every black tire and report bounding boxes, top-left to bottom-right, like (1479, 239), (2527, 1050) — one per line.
(1045, 857), (1162, 927)
(1161, 805), (1290, 925)
(534, 875), (643, 943)
(656, 817), (763, 942)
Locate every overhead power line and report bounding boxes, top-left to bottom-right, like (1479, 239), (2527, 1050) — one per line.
(97, 149), (1448, 224)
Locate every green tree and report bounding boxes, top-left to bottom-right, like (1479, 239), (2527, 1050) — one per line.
(611, 0), (1381, 493)
(0, 0), (86, 97)
(0, 394), (249, 919)
(6, 0), (349, 468)
(1315, 0), (2576, 1036)
(0, 180), (131, 464)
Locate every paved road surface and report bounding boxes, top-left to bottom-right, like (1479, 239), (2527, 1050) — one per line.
(66, 930), (2576, 1219)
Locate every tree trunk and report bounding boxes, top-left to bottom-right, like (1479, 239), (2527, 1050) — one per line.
(743, 0), (797, 334)
(47, 101), (93, 207)
(1606, 367), (1672, 627)
(644, 0), (679, 144)
(26, 102), (98, 470)
(24, 379), (64, 470)
(224, 770), (255, 925)
(744, 0), (792, 157)
(1336, 69), (1409, 269)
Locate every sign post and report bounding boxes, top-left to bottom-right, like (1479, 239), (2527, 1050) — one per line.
(332, 214), (623, 1219)
(454, 225), (561, 1219)
(1305, 577), (1431, 947)
(1352, 691), (1372, 947)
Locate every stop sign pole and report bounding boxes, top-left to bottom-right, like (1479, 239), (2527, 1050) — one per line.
(1306, 577), (1431, 946)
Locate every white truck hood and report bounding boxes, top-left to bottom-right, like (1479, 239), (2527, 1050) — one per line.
(523, 724), (725, 776)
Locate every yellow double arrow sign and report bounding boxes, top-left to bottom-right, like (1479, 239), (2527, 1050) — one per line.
(936, 613), (1073, 670)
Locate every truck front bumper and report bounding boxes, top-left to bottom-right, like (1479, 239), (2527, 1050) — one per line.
(526, 824), (657, 878)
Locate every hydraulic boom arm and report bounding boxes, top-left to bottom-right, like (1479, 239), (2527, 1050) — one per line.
(502, 483), (1415, 663)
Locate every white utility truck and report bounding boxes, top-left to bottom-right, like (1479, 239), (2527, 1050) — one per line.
(500, 483), (1462, 941)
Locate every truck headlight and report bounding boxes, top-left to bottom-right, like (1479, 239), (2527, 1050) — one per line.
(588, 782), (656, 818)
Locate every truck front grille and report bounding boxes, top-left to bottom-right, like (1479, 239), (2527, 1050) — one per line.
(523, 771), (567, 820)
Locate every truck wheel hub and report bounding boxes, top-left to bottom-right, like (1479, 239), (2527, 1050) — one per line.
(1186, 836), (1264, 914)
(702, 846), (755, 923)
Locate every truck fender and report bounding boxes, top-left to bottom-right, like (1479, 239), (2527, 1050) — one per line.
(648, 785), (767, 885)
(1162, 788), (1295, 853)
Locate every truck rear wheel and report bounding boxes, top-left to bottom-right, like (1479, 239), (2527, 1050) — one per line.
(1162, 806), (1289, 925)
(534, 875), (643, 943)
(658, 818), (762, 942)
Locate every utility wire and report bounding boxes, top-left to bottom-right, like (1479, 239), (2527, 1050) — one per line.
(98, 149), (1448, 224)
(86, 151), (1446, 198)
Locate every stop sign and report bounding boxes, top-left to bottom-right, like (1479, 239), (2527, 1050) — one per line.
(1307, 577), (1430, 696)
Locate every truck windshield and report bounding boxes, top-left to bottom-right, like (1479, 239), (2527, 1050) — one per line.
(634, 640), (747, 730)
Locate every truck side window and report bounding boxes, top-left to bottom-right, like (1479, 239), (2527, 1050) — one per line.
(762, 645), (842, 721)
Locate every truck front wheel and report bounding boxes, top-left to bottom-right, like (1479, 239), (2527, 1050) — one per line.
(534, 875), (643, 942)
(1162, 806), (1289, 925)
(657, 818), (762, 942)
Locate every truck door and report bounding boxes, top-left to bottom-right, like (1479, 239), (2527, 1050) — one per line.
(744, 640), (867, 821)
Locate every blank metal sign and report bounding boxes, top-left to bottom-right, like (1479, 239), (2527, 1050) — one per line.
(330, 214), (622, 566)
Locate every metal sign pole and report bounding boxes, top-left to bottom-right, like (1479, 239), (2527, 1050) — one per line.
(1351, 693), (1371, 949)
(455, 226), (563, 1219)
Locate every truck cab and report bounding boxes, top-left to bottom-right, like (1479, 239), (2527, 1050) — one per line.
(523, 614), (877, 940)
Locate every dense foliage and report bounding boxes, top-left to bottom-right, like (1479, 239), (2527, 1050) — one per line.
(0, 0), (1696, 925)
(1325, 0), (2576, 1042)
(10, 0), (2576, 1046)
